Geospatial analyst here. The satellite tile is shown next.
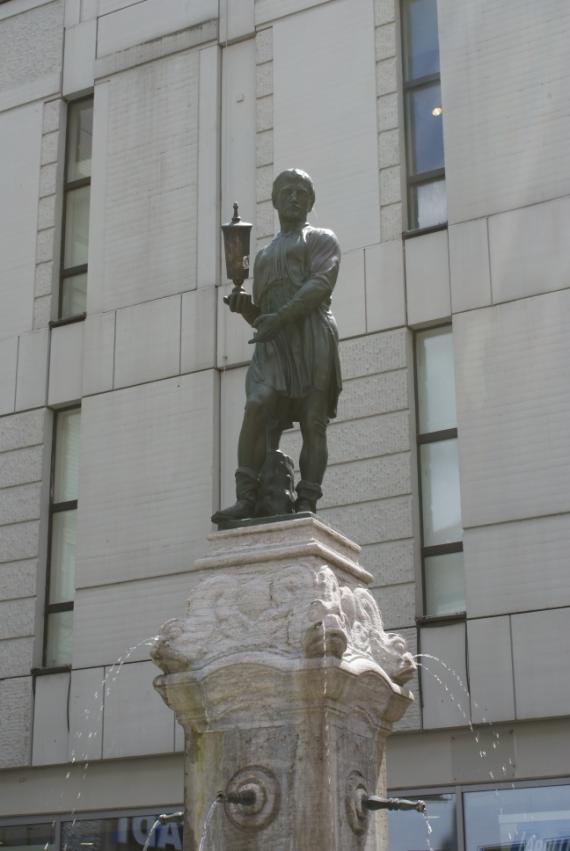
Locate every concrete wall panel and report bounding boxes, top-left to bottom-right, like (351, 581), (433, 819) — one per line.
(405, 230), (451, 326)
(455, 291), (570, 527)
(467, 616), (515, 723)
(0, 104), (43, 338)
(180, 288), (217, 375)
(273, 0), (380, 252)
(333, 249), (366, 339)
(48, 322), (84, 405)
(69, 667), (104, 761)
(489, 196), (570, 304)
(0, 636), (34, 678)
(439, 0), (570, 222)
(102, 660), (174, 758)
(196, 46), (220, 289)
(365, 241), (406, 332)
(76, 371), (218, 588)
(512, 608), (570, 719)
(449, 219), (492, 313)
(82, 311), (116, 397)
(0, 1), (63, 112)
(32, 672), (70, 765)
(15, 330), (49, 411)
(420, 622), (470, 729)
(0, 676), (33, 768)
(63, 18), (96, 96)
(465, 515), (570, 618)
(0, 560), (37, 601)
(97, 0), (218, 57)
(114, 295), (181, 389)
(88, 51), (199, 313)
(0, 338), (18, 416)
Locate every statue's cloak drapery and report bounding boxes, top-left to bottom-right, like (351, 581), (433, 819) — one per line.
(248, 224), (342, 429)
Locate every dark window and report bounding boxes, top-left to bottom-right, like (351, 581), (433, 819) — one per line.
(402, 0), (446, 230)
(60, 98), (93, 319)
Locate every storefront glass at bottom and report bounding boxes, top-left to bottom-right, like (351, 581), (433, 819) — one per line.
(61, 815), (182, 851)
(389, 793), (457, 851)
(0, 824), (56, 851)
(464, 785), (570, 851)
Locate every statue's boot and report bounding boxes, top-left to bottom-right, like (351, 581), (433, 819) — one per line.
(211, 467), (259, 524)
(295, 480), (322, 513)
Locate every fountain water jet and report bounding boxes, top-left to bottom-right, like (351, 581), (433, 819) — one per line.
(151, 516), (419, 850)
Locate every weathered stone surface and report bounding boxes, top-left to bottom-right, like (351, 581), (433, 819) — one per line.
(0, 560), (37, 601)
(361, 539), (415, 587)
(0, 677), (32, 768)
(151, 517), (417, 851)
(337, 371), (408, 421)
(0, 597), (36, 640)
(0, 636), (34, 678)
(322, 496), (413, 546)
(0, 482), (41, 525)
(0, 446), (44, 488)
(321, 452), (412, 509)
(0, 521), (40, 564)
(0, 410), (46, 453)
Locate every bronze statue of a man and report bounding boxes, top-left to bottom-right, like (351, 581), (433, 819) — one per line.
(212, 169), (342, 524)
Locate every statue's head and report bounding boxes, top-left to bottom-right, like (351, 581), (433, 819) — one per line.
(272, 169), (316, 214)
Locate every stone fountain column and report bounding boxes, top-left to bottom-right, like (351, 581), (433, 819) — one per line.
(151, 516), (416, 851)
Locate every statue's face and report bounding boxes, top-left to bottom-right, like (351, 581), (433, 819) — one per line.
(274, 179), (312, 223)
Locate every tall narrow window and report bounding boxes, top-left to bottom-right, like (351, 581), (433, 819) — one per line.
(59, 98), (93, 319)
(44, 408), (81, 667)
(415, 327), (464, 617)
(401, 0), (446, 230)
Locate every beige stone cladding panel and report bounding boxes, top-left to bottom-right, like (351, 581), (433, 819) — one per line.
(365, 241), (406, 332)
(88, 51), (200, 313)
(489, 196), (570, 304)
(0, 754), (184, 817)
(68, 666), (104, 762)
(48, 322), (84, 405)
(114, 295), (181, 389)
(0, 636), (34, 678)
(449, 219), (492, 314)
(32, 672), (70, 765)
(0, 676), (33, 768)
(0, 104), (43, 338)
(96, 0), (218, 56)
(439, 0), (570, 223)
(420, 621), (470, 730)
(0, 338), (19, 416)
(467, 616), (514, 724)
(75, 371), (218, 589)
(72, 572), (201, 667)
(272, 0), (380, 253)
(333, 249), (366, 340)
(0, 1), (63, 112)
(63, 18), (96, 96)
(82, 311), (116, 397)
(102, 660), (175, 758)
(454, 291), (570, 527)
(464, 515), (570, 619)
(15, 329), (49, 411)
(405, 230), (451, 326)
(511, 608), (570, 720)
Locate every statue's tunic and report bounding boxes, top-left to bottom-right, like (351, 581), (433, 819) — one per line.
(248, 224), (342, 427)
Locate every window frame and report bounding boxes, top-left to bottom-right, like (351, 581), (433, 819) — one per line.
(414, 325), (464, 621)
(401, 0), (447, 234)
(57, 95), (93, 321)
(40, 405), (81, 671)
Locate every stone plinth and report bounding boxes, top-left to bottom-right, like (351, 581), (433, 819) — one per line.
(151, 516), (416, 850)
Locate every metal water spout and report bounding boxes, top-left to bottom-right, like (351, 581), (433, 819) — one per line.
(363, 796), (426, 813)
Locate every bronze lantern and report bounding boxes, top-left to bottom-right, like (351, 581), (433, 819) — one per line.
(221, 203), (253, 300)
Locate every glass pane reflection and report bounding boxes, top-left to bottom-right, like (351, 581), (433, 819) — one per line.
(389, 793), (456, 851)
(420, 440), (462, 547)
(49, 510), (77, 604)
(414, 179), (447, 229)
(64, 186), (90, 269)
(464, 785), (570, 851)
(425, 551), (465, 616)
(416, 327), (457, 433)
(62, 814), (183, 851)
(45, 610), (73, 667)
(61, 273), (87, 318)
(67, 100), (93, 181)
(54, 408), (81, 503)
(404, 0), (440, 80)
(407, 83), (444, 175)
(0, 824), (55, 851)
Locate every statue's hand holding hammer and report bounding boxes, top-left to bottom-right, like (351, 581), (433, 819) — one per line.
(249, 313), (282, 344)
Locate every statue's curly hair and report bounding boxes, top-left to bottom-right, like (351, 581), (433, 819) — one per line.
(271, 168), (315, 210)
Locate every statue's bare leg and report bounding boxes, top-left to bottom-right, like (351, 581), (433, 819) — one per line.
(297, 391), (329, 512)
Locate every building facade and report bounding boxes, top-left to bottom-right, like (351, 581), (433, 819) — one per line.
(0, 0), (569, 849)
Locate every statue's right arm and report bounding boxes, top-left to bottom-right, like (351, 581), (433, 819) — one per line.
(227, 291), (260, 327)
